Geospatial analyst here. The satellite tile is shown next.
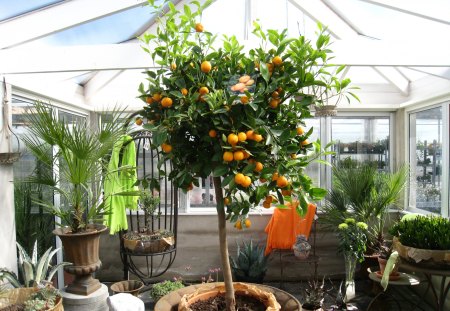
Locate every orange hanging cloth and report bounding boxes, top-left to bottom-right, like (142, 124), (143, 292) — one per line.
(264, 202), (316, 256)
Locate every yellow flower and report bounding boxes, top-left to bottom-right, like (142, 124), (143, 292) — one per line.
(345, 218), (356, 225)
(357, 222), (368, 230)
(338, 223), (348, 230)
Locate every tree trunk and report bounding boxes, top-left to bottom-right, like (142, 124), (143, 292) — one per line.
(213, 176), (236, 311)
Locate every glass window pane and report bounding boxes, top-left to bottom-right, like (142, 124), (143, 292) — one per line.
(409, 107), (442, 214)
(332, 116), (390, 171)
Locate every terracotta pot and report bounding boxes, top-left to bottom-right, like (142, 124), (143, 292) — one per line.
(393, 237), (450, 268)
(111, 280), (144, 296)
(53, 224), (107, 295)
(178, 282), (281, 311)
(377, 257), (400, 281)
(0, 287), (63, 311)
(314, 105), (337, 117)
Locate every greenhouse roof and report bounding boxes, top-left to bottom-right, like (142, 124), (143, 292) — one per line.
(0, 0), (449, 110)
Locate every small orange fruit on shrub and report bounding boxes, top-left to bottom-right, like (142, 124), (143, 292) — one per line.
(240, 95), (249, 104)
(241, 176), (252, 188)
(170, 63), (177, 70)
(237, 132), (247, 142)
(276, 176), (289, 188)
(233, 151), (245, 161)
(201, 60), (212, 73)
(227, 133), (239, 145)
(161, 142), (172, 153)
(235, 220), (242, 230)
(272, 56), (283, 66)
(152, 93), (162, 102)
(263, 201), (271, 209)
(146, 97), (154, 104)
(301, 139), (310, 146)
(223, 151), (233, 162)
(296, 126), (305, 135)
(246, 130), (254, 140)
(254, 162), (263, 172)
(199, 86), (209, 95)
(224, 197), (231, 205)
(244, 218), (252, 228)
(161, 97), (173, 108)
(269, 98), (280, 109)
(234, 173), (245, 185)
(253, 134), (263, 142)
(181, 88), (188, 96)
(195, 23), (204, 32)
(135, 117), (143, 126)
(272, 172), (279, 181)
(208, 129), (217, 138)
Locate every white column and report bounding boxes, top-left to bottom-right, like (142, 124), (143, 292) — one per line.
(0, 81), (17, 276)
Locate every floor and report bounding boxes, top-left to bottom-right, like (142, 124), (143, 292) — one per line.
(122, 278), (435, 311)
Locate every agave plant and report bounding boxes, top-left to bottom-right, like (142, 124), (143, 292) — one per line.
(229, 240), (268, 283)
(0, 241), (70, 288)
(321, 158), (408, 252)
(21, 102), (127, 233)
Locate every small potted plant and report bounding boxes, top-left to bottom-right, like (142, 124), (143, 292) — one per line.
(123, 192), (175, 253)
(376, 240), (400, 280)
(302, 278), (329, 311)
(229, 240), (268, 284)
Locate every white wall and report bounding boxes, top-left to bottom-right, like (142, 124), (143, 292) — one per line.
(0, 81), (17, 276)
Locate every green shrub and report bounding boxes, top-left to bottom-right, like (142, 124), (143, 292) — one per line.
(389, 215), (450, 250)
(149, 280), (184, 302)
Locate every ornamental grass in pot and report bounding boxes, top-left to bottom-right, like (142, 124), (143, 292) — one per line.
(138, 0), (357, 309)
(21, 102), (129, 295)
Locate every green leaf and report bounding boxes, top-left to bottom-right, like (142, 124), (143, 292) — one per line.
(222, 174), (234, 187)
(213, 165), (228, 177)
(309, 187), (327, 199)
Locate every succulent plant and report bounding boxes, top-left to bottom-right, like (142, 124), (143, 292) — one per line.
(229, 240), (268, 282)
(0, 241), (70, 288)
(149, 280), (184, 302)
(302, 277), (329, 310)
(23, 286), (60, 311)
(389, 215), (450, 250)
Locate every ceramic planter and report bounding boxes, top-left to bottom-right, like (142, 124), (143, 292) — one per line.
(314, 105), (337, 117)
(393, 237), (450, 268)
(293, 235), (311, 259)
(53, 224), (107, 295)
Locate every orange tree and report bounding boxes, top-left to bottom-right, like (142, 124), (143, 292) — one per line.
(139, 1), (351, 309)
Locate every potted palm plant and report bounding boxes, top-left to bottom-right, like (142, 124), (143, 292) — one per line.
(21, 102), (127, 295)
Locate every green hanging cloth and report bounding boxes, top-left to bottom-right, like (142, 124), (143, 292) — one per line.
(104, 135), (139, 234)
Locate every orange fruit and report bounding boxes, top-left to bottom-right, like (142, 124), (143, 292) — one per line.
(161, 97), (173, 108)
(161, 142), (172, 153)
(223, 151), (234, 162)
(152, 93), (162, 102)
(282, 189), (292, 196)
(265, 195), (273, 203)
(170, 63), (177, 70)
(187, 183), (194, 191)
(296, 126), (304, 135)
(272, 56), (283, 66)
(244, 218), (251, 228)
(253, 134), (263, 142)
(290, 153), (297, 159)
(271, 91), (280, 99)
(209, 129), (217, 138)
(269, 98), (280, 109)
(301, 139), (310, 146)
(135, 117), (143, 126)
(241, 176), (252, 188)
(276, 176), (289, 188)
(266, 63), (274, 72)
(195, 23), (204, 32)
(233, 151), (245, 161)
(246, 130), (254, 140)
(181, 88), (188, 96)
(263, 201), (271, 209)
(224, 197), (231, 205)
(227, 133), (239, 145)
(272, 172), (279, 181)
(237, 132), (247, 142)
(235, 220), (242, 230)
(240, 96), (249, 104)
(146, 97), (154, 104)
(254, 162), (263, 172)
(234, 173), (245, 185)
(201, 61), (212, 73)
(242, 150), (250, 159)
(199, 86), (209, 95)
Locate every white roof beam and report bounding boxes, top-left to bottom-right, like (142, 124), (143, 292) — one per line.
(358, 0), (450, 26)
(84, 70), (124, 102)
(1, 39), (450, 74)
(373, 67), (410, 96)
(406, 67), (450, 81)
(289, 0), (359, 39)
(0, 0), (148, 49)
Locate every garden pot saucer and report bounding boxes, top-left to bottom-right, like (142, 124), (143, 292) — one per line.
(375, 270), (401, 281)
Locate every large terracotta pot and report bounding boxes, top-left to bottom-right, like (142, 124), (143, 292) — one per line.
(178, 282), (281, 311)
(53, 224), (107, 296)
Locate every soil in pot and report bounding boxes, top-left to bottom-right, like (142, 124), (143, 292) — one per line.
(0, 305), (24, 311)
(190, 294), (266, 311)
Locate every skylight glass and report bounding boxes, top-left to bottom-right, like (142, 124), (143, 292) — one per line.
(201, 0), (246, 40)
(22, 4), (159, 47)
(346, 67), (389, 84)
(0, 0), (63, 22)
(327, 0), (450, 41)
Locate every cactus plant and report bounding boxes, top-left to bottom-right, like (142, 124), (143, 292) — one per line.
(230, 240), (268, 283)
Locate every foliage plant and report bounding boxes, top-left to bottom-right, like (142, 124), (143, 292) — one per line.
(229, 240), (268, 283)
(23, 286), (60, 311)
(321, 159), (408, 253)
(337, 218), (368, 263)
(0, 241), (70, 288)
(21, 102), (126, 233)
(389, 215), (450, 250)
(138, 1), (356, 309)
(149, 279), (184, 302)
(139, 191), (161, 229)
